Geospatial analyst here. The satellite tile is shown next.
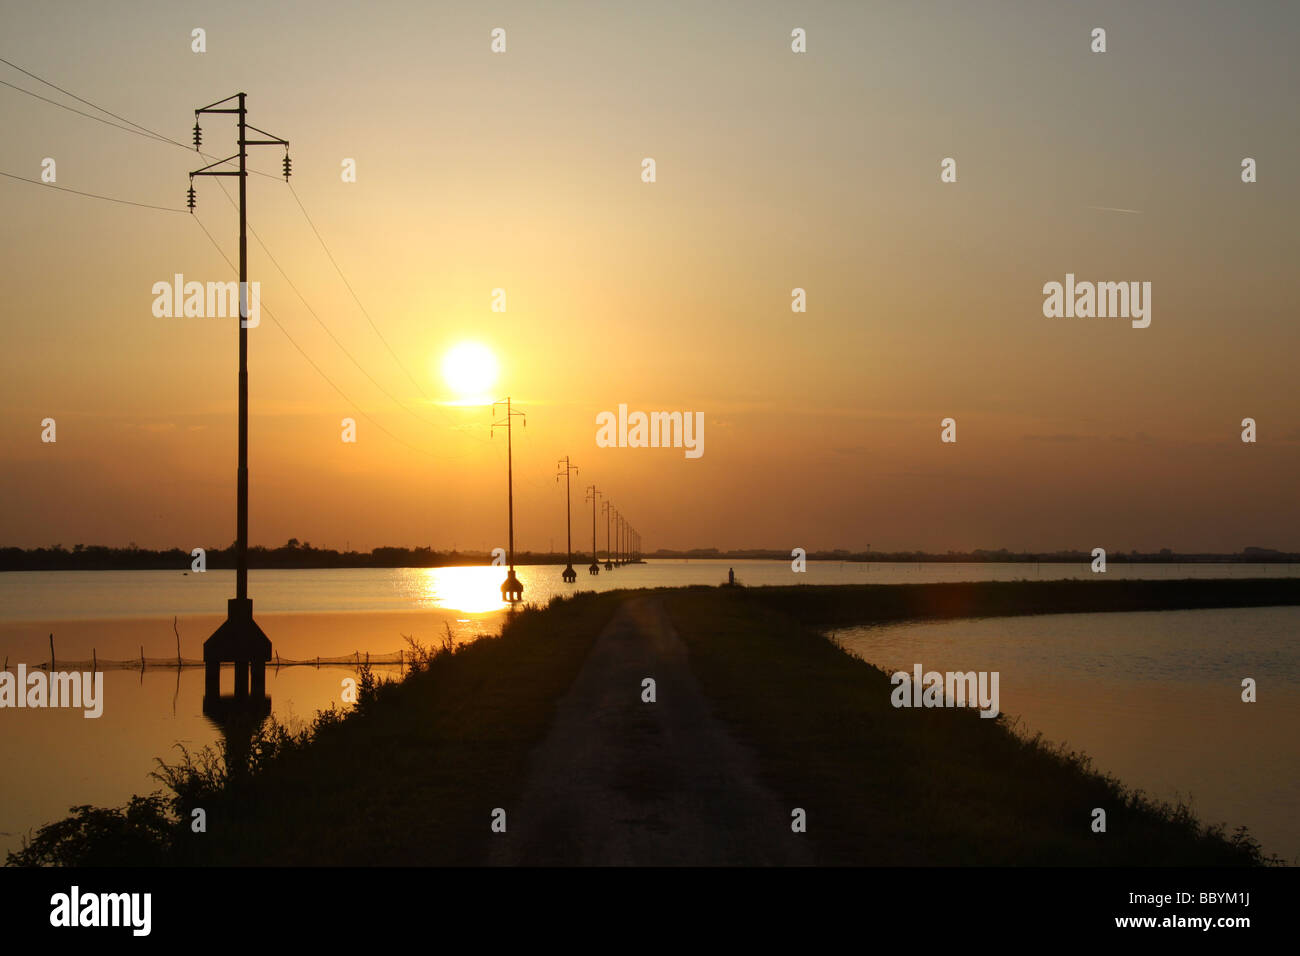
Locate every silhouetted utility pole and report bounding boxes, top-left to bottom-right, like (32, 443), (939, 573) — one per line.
(493, 398), (526, 602)
(602, 499), (614, 570)
(557, 457), (578, 582)
(190, 93), (289, 699)
(586, 486), (601, 575)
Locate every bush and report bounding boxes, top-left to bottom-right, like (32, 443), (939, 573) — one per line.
(5, 795), (177, 867)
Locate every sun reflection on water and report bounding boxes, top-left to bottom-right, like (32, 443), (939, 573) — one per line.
(409, 565), (511, 614)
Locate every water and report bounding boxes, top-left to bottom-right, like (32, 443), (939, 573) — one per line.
(832, 607), (1300, 864)
(1, 562), (1296, 860)
(1, 560), (1292, 622)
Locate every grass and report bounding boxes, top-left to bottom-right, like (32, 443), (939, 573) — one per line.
(738, 577), (1300, 629)
(663, 586), (1275, 865)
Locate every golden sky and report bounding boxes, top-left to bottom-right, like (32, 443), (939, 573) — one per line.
(1, 0), (1297, 553)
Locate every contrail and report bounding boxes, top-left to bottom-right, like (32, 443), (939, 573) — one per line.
(1087, 205), (1143, 214)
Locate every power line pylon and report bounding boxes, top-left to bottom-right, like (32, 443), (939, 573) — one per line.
(492, 398), (526, 602)
(602, 499), (614, 571)
(191, 93), (290, 699)
(586, 485), (601, 575)
(557, 457), (578, 582)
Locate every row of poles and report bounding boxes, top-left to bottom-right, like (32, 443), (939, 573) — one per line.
(492, 399), (642, 603)
(189, 94), (647, 669)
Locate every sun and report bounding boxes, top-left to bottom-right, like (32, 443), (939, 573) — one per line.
(441, 342), (499, 403)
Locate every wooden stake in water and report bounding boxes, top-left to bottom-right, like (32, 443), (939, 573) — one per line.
(49, 633), (54, 672)
(92, 648), (97, 672)
(174, 616), (181, 668)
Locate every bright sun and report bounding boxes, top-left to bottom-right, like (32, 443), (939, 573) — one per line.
(441, 342), (499, 402)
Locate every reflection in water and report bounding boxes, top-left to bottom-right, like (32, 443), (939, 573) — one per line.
(202, 680), (271, 777)
(411, 566), (517, 614)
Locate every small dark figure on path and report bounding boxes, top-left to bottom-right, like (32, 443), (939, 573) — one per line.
(728, 567), (735, 586)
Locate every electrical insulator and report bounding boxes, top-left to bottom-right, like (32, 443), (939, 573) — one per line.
(186, 185), (196, 212)
(193, 122), (202, 150)
(282, 153), (292, 181)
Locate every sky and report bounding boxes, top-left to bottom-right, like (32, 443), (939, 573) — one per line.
(1, 0), (1297, 554)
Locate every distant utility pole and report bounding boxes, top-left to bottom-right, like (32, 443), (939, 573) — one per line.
(602, 499), (614, 570)
(557, 457), (578, 582)
(492, 398), (526, 602)
(586, 485), (601, 575)
(190, 93), (289, 698)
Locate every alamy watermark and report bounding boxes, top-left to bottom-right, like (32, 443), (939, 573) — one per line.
(152, 273), (261, 327)
(50, 886), (150, 936)
(1, 665), (104, 718)
(595, 404), (704, 459)
(1042, 273), (1150, 328)
(890, 663), (1000, 719)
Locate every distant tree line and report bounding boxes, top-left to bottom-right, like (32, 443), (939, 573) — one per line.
(0, 540), (1294, 571)
(2, 540), (510, 571)
(648, 546), (1298, 564)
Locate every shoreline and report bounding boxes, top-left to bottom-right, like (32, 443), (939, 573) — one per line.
(6, 580), (1292, 866)
(0, 609), (507, 669)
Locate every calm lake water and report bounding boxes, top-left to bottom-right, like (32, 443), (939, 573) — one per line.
(2, 560), (1295, 621)
(833, 607), (1300, 865)
(1, 561), (1296, 861)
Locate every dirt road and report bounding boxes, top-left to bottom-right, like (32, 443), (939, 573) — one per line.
(487, 594), (811, 865)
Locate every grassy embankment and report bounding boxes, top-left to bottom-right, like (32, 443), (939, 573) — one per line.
(9, 577), (1293, 865)
(663, 578), (1297, 865)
